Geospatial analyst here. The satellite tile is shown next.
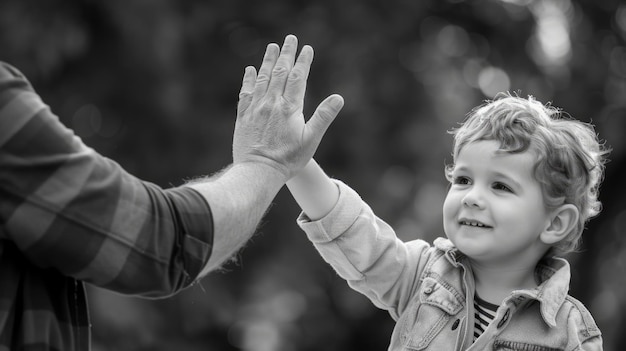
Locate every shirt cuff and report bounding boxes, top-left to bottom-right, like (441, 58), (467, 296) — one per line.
(164, 186), (214, 280)
(297, 179), (363, 244)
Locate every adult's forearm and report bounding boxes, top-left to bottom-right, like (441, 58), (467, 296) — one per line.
(188, 162), (286, 275)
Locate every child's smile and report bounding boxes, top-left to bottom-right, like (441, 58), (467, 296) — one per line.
(458, 218), (492, 228)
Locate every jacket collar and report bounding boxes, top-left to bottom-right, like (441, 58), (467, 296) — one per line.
(433, 238), (570, 327)
(434, 237), (465, 266)
(526, 257), (570, 327)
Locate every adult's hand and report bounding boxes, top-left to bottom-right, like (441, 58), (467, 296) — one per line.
(233, 34), (344, 182)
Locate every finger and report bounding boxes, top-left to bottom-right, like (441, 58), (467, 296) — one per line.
(237, 66), (257, 118)
(283, 45), (313, 105)
(239, 66), (257, 96)
(266, 35), (299, 95)
(253, 43), (280, 100)
(304, 94), (344, 148)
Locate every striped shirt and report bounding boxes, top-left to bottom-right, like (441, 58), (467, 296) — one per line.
(0, 62), (214, 350)
(474, 294), (498, 340)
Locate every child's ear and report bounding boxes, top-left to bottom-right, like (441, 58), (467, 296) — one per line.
(540, 204), (579, 245)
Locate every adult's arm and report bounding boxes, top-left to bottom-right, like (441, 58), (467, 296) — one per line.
(0, 35), (343, 296)
(0, 62), (213, 297)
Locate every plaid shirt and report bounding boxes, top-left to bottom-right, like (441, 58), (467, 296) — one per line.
(0, 62), (214, 350)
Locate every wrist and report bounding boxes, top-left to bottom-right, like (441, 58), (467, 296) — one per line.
(231, 160), (290, 187)
(187, 160), (287, 199)
(286, 159), (339, 221)
(189, 160), (288, 274)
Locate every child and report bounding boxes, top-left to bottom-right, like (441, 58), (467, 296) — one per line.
(286, 93), (607, 350)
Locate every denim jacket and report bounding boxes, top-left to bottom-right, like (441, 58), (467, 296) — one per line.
(298, 180), (602, 351)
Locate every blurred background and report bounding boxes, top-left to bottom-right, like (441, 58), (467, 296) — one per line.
(1, 0), (625, 350)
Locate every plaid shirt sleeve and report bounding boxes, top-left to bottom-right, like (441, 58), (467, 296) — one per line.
(0, 61), (215, 294)
(0, 61), (215, 349)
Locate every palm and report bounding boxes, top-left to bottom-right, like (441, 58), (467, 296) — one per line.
(232, 35), (343, 180)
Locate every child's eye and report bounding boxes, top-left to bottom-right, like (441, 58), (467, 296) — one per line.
(453, 176), (471, 185)
(493, 182), (513, 193)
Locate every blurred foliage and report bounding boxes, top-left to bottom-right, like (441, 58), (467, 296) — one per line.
(1, 0), (625, 350)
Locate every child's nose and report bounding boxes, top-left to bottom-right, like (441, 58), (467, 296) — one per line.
(462, 187), (485, 209)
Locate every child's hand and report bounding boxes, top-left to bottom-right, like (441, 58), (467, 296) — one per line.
(232, 34), (344, 182)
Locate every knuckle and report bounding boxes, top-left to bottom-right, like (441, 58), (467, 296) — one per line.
(238, 91), (252, 100)
(279, 97), (297, 113)
(272, 65), (289, 77)
(287, 68), (303, 82)
(256, 73), (270, 85)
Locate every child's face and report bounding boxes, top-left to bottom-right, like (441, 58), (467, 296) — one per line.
(443, 140), (552, 267)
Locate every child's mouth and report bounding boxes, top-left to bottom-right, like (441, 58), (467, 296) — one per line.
(459, 220), (492, 228)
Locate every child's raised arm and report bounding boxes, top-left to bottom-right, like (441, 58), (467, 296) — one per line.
(287, 157), (434, 322)
(286, 159), (339, 221)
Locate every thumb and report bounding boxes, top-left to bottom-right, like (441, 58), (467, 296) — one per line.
(304, 94), (344, 145)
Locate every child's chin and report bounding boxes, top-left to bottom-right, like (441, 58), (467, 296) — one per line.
(452, 238), (489, 258)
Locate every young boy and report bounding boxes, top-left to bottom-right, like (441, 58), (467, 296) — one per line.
(287, 93), (607, 350)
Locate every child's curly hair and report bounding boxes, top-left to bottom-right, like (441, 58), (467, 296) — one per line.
(446, 92), (610, 256)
